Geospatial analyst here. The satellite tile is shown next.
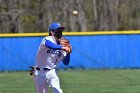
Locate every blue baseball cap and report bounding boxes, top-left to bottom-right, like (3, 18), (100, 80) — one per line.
(48, 22), (65, 32)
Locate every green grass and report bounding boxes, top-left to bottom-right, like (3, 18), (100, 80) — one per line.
(0, 69), (140, 93)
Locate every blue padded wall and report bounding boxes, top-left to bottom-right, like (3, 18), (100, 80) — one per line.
(0, 34), (140, 70)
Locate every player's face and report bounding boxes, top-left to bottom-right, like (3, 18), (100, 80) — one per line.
(53, 28), (63, 39)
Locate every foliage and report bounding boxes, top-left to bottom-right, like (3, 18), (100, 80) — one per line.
(0, 0), (140, 33)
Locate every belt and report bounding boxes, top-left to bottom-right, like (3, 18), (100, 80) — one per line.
(36, 67), (51, 71)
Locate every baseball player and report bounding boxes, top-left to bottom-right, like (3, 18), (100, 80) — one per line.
(33, 22), (72, 93)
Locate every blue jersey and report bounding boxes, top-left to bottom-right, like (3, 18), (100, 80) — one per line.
(35, 36), (70, 69)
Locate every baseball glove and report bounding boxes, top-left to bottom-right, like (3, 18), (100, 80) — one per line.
(29, 66), (34, 76)
(59, 38), (72, 53)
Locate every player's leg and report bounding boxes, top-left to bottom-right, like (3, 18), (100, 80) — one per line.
(44, 79), (49, 93)
(47, 69), (63, 93)
(50, 77), (63, 93)
(34, 71), (49, 93)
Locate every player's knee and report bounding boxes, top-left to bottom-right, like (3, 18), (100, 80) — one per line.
(50, 77), (63, 93)
(51, 83), (63, 93)
(52, 87), (63, 93)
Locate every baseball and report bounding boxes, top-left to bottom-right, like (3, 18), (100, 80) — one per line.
(72, 10), (78, 15)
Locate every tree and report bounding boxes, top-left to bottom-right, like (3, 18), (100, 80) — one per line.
(0, 0), (140, 33)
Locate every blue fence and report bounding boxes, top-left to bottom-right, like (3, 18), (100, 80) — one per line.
(0, 34), (140, 71)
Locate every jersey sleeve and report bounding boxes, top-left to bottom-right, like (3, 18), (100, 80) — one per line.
(42, 37), (62, 50)
(45, 40), (62, 49)
(61, 53), (70, 65)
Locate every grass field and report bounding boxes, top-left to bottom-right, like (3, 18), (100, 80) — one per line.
(0, 69), (140, 93)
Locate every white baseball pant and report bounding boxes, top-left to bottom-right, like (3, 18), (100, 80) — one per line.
(34, 69), (63, 93)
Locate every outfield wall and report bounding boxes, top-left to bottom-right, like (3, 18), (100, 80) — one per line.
(0, 31), (140, 71)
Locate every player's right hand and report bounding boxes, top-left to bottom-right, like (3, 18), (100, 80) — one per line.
(62, 46), (72, 53)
